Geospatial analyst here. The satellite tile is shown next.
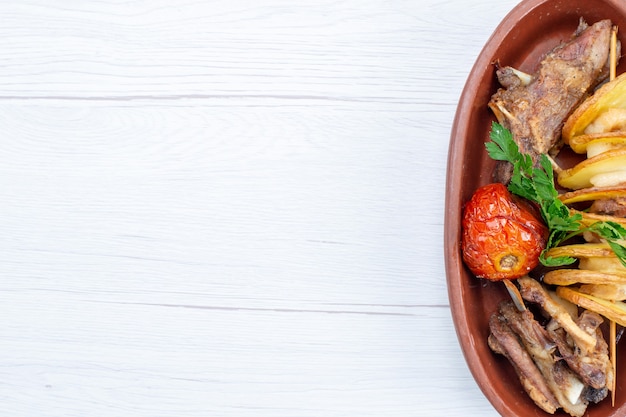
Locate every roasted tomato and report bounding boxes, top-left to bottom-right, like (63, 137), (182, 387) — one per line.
(462, 183), (548, 280)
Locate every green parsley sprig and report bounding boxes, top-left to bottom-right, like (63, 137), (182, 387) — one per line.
(485, 122), (626, 267)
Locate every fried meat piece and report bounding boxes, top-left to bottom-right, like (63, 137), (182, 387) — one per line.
(498, 301), (588, 417)
(488, 309), (560, 414)
(490, 19), (614, 183)
(488, 278), (614, 416)
(590, 196), (626, 217)
(548, 310), (613, 395)
(518, 276), (597, 353)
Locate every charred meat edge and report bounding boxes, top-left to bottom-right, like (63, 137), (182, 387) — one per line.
(497, 301), (588, 417)
(490, 18), (614, 184)
(488, 278), (614, 415)
(488, 309), (560, 414)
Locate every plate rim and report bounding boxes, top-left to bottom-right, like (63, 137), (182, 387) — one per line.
(444, 0), (626, 415)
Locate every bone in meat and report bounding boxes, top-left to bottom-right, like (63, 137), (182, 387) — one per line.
(590, 196), (626, 217)
(548, 310), (613, 394)
(518, 276), (597, 353)
(490, 19), (614, 183)
(498, 302), (588, 417)
(488, 309), (560, 414)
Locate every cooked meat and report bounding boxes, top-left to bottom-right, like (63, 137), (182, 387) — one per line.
(590, 196), (626, 217)
(490, 18), (614, 183)
(548, 311), (612, 393)
(488, 278), (614, 415)
(583, 386), (610, 404)
(498, 302), (588, 417)
(518, 276), (597, 353)
(575, 311), (613, 392)
(550, 361), (589, 417)
(488, 309), (560, 414)
(498, 301), (556, 358)
(495, 66), (531, 89)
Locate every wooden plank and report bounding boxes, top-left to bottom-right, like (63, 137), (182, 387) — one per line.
(0, 98), (496, 415)
(1, 294), (495, 416)
(1, 101), (442, 306)
(0, 0), (521, 415)
(0, 1), (513, 100)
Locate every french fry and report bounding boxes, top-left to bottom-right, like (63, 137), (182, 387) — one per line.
(579, 256), (626, 273)
(579, 283), (626, 301)
(544, 269), (626, 286)
(556, 286), (626, 328)
(559, 185), (626, 205)
(573, 209), (626, 228)
(543, 243), (615, 259)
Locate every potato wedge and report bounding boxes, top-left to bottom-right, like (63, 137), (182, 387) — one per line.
(568, 131), (626, 155)
(587, 136), (626, 158)
(556, 286), (626, 327)
(572, 209), (626, 228)
(557, 148), (626, 189)
(579, 256), (626, 273)
(543, 242), (615, 259)
(587, 171), (626, 188)
(579, 283), (626, 301)
(584, 108), (626, 135)
(563, 71), (626, 141)
(543, 269), (626, 286)
(559, 186), (626, 204)
(544, 243), (626, 274)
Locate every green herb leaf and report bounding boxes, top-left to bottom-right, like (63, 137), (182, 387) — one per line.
(485, 122), (626, 267)
(608, 240), (626, 268)
(588, 221), (626, 268)
(540, 253), (577, 267)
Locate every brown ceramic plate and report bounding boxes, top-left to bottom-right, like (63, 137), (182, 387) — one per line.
(445, 0), (626, 416)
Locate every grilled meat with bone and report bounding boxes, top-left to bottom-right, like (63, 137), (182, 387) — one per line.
(549, 310), (613, 394)
(490, 19), (615, 183)
(488, 308), (560, 414)
(497, 301), (588, 416)
(488, 278), (613, 416)
(519, 276), (596, 353)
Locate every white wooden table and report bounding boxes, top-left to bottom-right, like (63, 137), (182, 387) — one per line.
(1, 1), (524, 416)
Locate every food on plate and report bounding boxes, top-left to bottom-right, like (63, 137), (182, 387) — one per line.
(472, 121), (625, 415)
(489, 277), (613, 416)
(557, 148), (626, 189)
(461, 182), (547, 280)
(487, 302), (561, 414)
(484, 123), (626, 268)
(558, 286), (626, 328)
(459, 15), (626, 416)
(559, 186), (626, 205)
(563, 72), (626, 143)
(579, 283), (626, 301)
(519, 276), (598, 353)
(568, 131), (626, 156)
(489, 19), (614, 183)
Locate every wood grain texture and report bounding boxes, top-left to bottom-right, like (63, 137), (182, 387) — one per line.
(0, 0), (522, 416)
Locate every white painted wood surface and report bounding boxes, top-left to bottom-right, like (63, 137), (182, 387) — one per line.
(1, 1), (524, 416)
